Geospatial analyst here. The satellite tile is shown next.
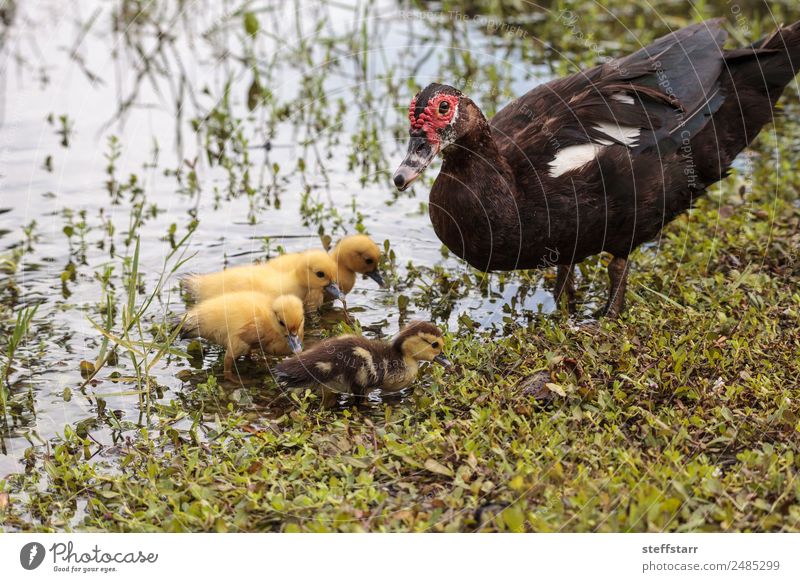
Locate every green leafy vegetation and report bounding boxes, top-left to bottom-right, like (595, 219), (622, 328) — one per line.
(3, 154), (799, 530)
(0, 0), (798, 532)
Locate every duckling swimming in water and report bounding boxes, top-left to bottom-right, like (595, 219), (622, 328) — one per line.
(182, 250), (343, 308)
(275, 321), (450, 402)
(177, 292), (305, 380)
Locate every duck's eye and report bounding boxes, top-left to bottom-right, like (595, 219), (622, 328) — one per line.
(315, 271), (325, 278)
(279, 320), (286, 328)
(431, 341), (439, 349)
(365, 258), (374, 265)
(438, 101), (450, 115)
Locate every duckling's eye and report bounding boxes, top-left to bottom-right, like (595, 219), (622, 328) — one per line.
(279, 320), (286, 328)
(365, 258), (374, 265)
(315, 271), (325, 278)
(431, 341), (439, 349)
(438, 101), (450, 115)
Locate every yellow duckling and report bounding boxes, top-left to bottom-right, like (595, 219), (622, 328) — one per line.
(275, 321), (450, 402)
(331, 234), (385, 293)
(290, 235), (385, 310)
(182, 250), (343, 308)
(177, 292), (305, 380)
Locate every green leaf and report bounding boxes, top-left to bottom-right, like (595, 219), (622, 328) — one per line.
(244, 12), (259, 36)
(501, 505), (526, 532)
(79, 360), (95, 378)
(247, 78), (262, 111)
(397, 295), (409, 311)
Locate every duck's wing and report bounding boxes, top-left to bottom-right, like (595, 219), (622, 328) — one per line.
(238, 319), (280, 353)
(491, 19), (728, 178)
(275, 336), (386, 393)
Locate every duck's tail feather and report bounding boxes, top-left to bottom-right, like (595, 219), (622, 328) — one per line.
(274, 353), (329, 387)
(171, 311), (200, 339)
(274, 357), (309, 387)
(179, 274), (201, 303)
(690, 20), (800, 187)
(274, 370), (304, 388)
(725, 20), (800, 103)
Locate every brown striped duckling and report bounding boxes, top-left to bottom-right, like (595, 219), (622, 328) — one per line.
(182, 250), (343, 308)
(275, 321), (450, 401)
(176, 292), (304, 380)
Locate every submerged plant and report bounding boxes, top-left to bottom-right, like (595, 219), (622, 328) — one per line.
(84, 231), (195, 418)
(0, 304), (38, 418)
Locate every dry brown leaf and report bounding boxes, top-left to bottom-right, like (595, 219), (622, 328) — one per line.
(424, 458), (454, 478)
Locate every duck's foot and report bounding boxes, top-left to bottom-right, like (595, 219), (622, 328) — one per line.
(223, 353), (245, 384)
(595, 256), (628, 318)
(554, 264), (577, 313)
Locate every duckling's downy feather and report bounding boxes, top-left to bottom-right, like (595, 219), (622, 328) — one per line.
(181, 250), (339, 308)
(174, 291), (305, 379)
(275, 335), (404, 395)
(275, 321), (445, 396)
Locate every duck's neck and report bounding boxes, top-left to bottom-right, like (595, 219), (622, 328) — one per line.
(401, 355), (420, 381)
(442, 123), (509, 172)
(442, 123), (518, 200)
(429, 125), (523, 271)
(330, 248), (356, 294)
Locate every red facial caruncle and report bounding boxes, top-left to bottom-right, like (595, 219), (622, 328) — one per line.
(408, 93), (459, 145)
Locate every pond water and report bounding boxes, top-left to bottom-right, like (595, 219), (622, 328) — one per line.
(0, 0), (794, 478)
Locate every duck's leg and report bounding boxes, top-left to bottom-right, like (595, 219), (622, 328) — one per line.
(602, 256), (629, 318)
(223, 350), (238, 382)
(554, 264), (576, 312)
(223, 338), (249, 382)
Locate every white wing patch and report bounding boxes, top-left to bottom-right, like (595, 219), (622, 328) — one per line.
(548, 122), (640, 178)
(611, 92), (635, 105)
(548, 144), (605, 177)
(594, 122), (639, 146)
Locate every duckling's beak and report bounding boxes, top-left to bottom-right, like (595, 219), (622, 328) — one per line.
(287, 333), (303, 353)
(366, 270), (385, 287)
(325, 282), (344, 301)
(393, 136), (439, 191)
(433, 354), (452, 368)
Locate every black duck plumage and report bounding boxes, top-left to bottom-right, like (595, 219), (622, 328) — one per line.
(393, 19), (800, 316)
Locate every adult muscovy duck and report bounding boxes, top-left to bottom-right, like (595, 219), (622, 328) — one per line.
(393, 19), (800, 316)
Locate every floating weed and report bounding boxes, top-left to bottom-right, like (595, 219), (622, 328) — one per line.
(46, 113), (74, 148)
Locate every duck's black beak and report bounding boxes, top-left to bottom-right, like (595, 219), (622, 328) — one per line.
(433, 354), (452, 369)
(366, 270), (385, 287)
(393, 136), (438, 191)
(325, 282), (344, 301)
(287, 333), (303, 353)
